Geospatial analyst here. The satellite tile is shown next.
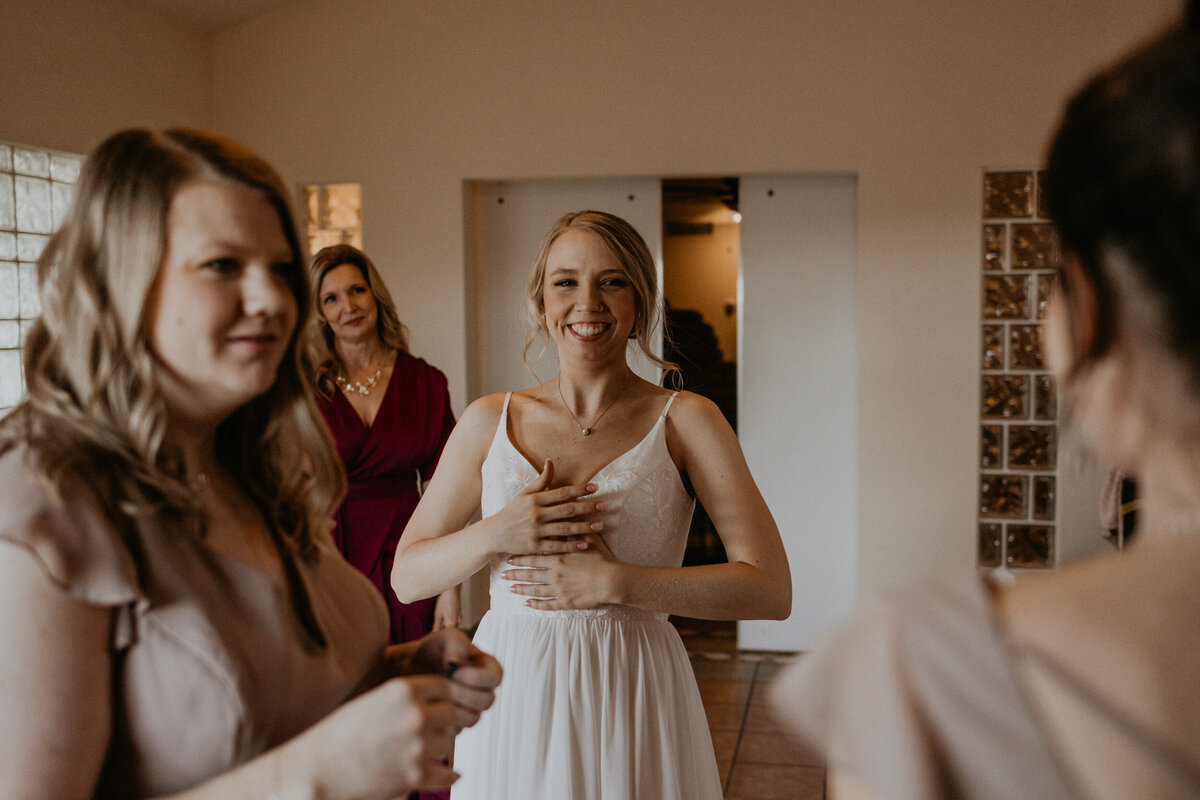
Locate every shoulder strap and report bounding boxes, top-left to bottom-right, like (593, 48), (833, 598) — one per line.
(502, 391), (513, 414)
(660, 391), (681, 418)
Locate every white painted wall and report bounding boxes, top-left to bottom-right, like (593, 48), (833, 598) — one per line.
(0, 0), (209, 154)
(739, 175), (858, 650)
(201, 0), (1169, 608)
(1, 0), (1167, 619)
(468, 179), (663, 399)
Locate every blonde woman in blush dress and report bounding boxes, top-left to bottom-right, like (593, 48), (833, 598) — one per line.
(0, 128), (500, 800)
(392, 210), (791, 800)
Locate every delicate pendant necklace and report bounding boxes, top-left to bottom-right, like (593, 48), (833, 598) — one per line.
(558, 371), (632, 436)
(336, 367), (384, 397)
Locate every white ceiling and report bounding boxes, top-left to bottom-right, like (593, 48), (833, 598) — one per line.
(137, 0), (299, 32)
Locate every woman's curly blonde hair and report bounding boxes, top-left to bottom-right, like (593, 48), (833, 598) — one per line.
(1, 128), (345, 560)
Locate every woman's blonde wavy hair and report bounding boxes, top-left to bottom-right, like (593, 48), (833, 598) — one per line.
(1, 128), (345, 560)
(524, 210), (678, 383)
(308, 244), (409, 400)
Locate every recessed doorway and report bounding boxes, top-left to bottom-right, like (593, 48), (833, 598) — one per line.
(661, 177), (741, 567)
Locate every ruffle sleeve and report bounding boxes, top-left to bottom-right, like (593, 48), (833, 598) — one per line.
(0, 444), (144, 611)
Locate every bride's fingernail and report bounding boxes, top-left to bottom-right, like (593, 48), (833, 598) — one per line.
(594, 502), (607, 511)
(590, 522), (603, 531)
(586, 483), (598, 493)
(577, 541), (589, 550)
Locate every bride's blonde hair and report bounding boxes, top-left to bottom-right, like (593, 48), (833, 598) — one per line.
(2, 128), (344, 559)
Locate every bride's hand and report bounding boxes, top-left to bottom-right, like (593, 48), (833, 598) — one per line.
(501, 534), (620, 610)
(485, 459), (606, 556)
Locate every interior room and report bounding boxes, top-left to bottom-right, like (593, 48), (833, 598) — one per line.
(0, 1), (1177, 797)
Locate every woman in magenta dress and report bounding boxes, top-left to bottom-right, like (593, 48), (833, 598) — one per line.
(311, 244), (460, 646)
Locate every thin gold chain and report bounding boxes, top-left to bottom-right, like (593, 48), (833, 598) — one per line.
(556, 371), (633, 436)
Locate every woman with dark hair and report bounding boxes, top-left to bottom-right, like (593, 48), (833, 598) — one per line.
(392, 210), (790, 799)
(772, 5), (1200, 798)
(0, 128), (499, 799)
(310, 244), (460, 647)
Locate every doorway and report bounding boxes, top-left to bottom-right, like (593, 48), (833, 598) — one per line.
(661, 177), (741, 567)
(467, 174), (858, 652)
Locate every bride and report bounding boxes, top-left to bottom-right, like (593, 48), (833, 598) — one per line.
(391, 209), (790, 799)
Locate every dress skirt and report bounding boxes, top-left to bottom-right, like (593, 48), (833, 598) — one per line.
(452, 606), (723, 800)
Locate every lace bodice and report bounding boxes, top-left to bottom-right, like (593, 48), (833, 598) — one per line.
(480, 392), (694, 618)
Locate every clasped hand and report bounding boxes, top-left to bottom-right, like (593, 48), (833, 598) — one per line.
(491, 459), (619, 610)
(489, 459), (606, 556)
(502, 533), (618, 610)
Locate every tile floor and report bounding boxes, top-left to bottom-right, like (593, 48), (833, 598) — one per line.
(672, 617), (826, 800)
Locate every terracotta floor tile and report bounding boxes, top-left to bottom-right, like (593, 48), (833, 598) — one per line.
(697, 678), (752, 706)
(709, 728), (739, 764)
(753, 657), (795, 682)
(747, 681), (777, 709)
(690, 656), (759, 682)
(675, 618), (823, 799)
(726, 763), (825, 800)
(742, 703), (788, 734)
(703, 702), (748, 731)
(736, 731), (823, 767)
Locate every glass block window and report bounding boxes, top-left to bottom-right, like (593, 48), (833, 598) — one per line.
(300, 183), (362, 255)
(0, 140), (84, 415)
(978, 170), (1058, 569)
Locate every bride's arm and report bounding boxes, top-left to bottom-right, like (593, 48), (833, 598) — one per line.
(505, 392), (791, 620)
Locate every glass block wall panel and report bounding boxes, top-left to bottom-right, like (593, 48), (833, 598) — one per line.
(980, 474), (1027, 518)
(1008, 325), (1044, 369)
(983, 224), (1005, 270)
(980, 425), (1001, 468)
(981, 375), (1027, 419)
(1036, 274), (1053, 320)
(1034, 374), (1057, 420)
(983, 274), (1030, 319)
(301, 183), (363, 255)
(983, 171), (1033, 218)
(1007, 424), (1056, 470)
(1033, 476), (1056, 521)
(979, 523), (1002, 567)
(0, 320), (18, 348)
(0, 349), (22, 408)
(1006, 525), (1053, 568)
(979, 170), (1058, 568)
(1010, 223), (1058, 270)
(0, 139), (83, 415)
(982, 325), (1003, 369)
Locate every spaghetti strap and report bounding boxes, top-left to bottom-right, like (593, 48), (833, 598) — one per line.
(501, 391), (513, 414)
(660, 391), (681, 418)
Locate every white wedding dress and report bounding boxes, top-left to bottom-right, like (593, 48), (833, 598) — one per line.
(451, 392), (723, 800)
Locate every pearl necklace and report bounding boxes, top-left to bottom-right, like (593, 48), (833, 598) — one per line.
(557, 372), (632, 436)
(336, 367), (384, 397)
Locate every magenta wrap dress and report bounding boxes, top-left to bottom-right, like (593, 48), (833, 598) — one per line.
(318, 351), (455, 645)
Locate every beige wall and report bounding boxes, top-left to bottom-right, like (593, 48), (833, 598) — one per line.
(1, 0), (1176, 600)
(0, 0), (210, 154)
(209, 0), (1173, 596)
